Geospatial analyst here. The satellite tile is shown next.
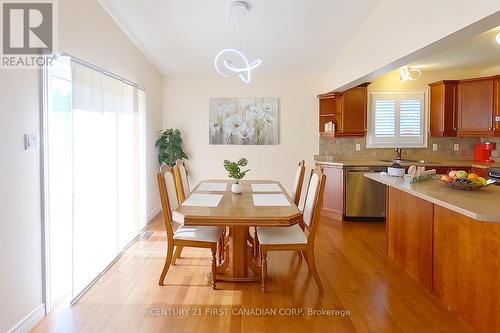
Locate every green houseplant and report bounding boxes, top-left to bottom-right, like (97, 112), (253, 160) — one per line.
(155, 129), (188, 166)
(223, 158), (250, 193)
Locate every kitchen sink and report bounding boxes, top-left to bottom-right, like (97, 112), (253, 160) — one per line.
(380, 159), (440, 164)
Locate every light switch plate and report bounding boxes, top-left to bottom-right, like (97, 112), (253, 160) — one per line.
(432, 143), (438, 151)
(453, 143), (460, 152)
(495, 116), (500, 122)
(24, 134), (38, 150)
(355, 143), (361, 151)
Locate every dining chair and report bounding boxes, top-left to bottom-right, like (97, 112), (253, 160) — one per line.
(257, 166), (326, 293)
(172, 160), (190, 263)
(253, 160), (305, 258)
(291, 160), (306, 206)
(174, 159), (190, 202)
(173, 160), (226, 264)
(157, 164), (223, 289)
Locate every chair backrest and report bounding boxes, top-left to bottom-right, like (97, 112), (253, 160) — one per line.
(302, 166), (326, 242)
(157, 164), (180, 240)
(174, 160), (190, 203)
(290, 160), (305, 206)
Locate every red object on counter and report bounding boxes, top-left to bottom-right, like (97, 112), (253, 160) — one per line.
(475, 142), (496, 162)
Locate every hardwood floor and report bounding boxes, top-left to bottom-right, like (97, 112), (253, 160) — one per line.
(32, 216), (471, 333)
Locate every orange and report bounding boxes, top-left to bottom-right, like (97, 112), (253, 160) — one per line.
(467, 173), (479, 181)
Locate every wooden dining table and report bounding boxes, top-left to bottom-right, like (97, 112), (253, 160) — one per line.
(173, 179), (302, 281)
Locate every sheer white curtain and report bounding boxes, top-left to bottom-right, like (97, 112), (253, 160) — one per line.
(71, 62), (145, 300)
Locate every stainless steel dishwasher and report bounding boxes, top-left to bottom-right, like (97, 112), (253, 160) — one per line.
(344, 166), (387, 220)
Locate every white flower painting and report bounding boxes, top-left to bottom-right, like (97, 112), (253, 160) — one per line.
(209, 97), (279, 145)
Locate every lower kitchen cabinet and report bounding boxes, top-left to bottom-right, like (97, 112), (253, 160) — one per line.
(426, 166), (470, 175)
(320, 165), (344, 220)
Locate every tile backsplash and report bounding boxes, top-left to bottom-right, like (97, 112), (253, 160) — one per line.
(319, 136), (484, 158)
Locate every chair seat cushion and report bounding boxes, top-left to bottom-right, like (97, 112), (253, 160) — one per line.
(173, 225), (223, 243)
(257, 224), (307, 245)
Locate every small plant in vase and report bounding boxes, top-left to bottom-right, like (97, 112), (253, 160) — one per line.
(223, 158), (250, 194)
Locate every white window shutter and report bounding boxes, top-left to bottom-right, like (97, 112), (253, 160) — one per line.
(400, 99), (421, 137)
(367, 92), (426, 148)
(374, 100), (396, 138)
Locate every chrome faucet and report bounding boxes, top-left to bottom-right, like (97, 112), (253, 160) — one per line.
(394, 148), (403, 161)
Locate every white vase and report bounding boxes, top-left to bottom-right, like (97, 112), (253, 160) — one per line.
(231, 183), (243, 194)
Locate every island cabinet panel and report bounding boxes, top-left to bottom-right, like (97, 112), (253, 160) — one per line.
(433, 206), (500, 333)
(320, 166), (344, 220)
(387, 188), (434, 290)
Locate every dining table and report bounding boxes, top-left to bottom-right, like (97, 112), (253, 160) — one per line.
(172, 179), (303, 281)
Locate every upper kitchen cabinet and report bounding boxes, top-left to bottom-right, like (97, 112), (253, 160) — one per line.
(318, 91), (342, 133)
(429, 74), (500, 137)
(495, 78), (500, 133)
(429, 80), (458, 137)
(457, 75), (497, 137)
(318, 83), (369, 137)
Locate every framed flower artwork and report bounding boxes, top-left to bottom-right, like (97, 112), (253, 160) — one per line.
(209, 97), (279, 145)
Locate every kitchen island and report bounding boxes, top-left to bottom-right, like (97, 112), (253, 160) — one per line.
(365, 173), (500, 333)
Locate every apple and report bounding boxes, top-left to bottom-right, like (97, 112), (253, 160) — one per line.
(455, 170), (468, 179)
(448, 170), (458, 178)
(441, 175), (453, 183)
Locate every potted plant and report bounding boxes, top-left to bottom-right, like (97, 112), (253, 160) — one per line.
(223, 158), (250, 193)
(155, 129), (188, 167)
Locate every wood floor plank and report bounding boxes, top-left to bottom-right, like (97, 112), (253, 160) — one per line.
(31, 216), (471, 333)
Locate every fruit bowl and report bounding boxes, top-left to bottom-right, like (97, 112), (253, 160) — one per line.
(431, 174), (495, 191)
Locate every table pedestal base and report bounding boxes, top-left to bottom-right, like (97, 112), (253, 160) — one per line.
(215, 226), (265, 282)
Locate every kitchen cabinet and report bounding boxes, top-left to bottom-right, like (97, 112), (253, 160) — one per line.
(318, 83), (369, 137)
(495, 78), (500, 133)
(457, 77), (495, 137)
(429, 80), (459, 137)
(470, 166), (489, 179)
(429, 74), (500, 137)
(387, 188), (434, 290)
(425, 166), (470, 175)
(320, 165), (344, 220)
(318, 92), (342, 133)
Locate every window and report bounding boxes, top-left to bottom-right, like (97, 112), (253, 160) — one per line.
(367, 92), (427, 148)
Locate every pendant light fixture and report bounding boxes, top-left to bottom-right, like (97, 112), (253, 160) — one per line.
(214, 1), (261, 83)
(400, 66), (422, 82)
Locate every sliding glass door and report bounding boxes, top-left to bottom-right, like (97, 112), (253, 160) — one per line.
(46, 57), (147, 305)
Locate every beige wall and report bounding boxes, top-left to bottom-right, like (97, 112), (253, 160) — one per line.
(163, 74), (322, 193)
(0, 69), (44, 333)
(324, 0), (500, 91)
(367, 69), (484, 93)
(0, 0), (163, 332)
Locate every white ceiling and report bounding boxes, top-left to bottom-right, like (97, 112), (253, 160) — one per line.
(99, 0), (381, 77)
(412, 26), (500, 72)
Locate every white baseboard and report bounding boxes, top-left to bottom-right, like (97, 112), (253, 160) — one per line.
(7, 304), (45, 333)
(146, 206), (161, 223)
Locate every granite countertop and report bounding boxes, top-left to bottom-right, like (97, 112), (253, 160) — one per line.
(364, 173), (500, 222)
(314, 155), (500, 169)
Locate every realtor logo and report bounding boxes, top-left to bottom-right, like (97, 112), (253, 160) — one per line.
(1, 0), (56, 68)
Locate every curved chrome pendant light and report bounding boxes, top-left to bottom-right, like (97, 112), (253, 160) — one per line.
(214, 1), (261, 83)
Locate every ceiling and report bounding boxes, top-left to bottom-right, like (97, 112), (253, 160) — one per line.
(98, 0), (381, 77)
(412, 26), (500, 72)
